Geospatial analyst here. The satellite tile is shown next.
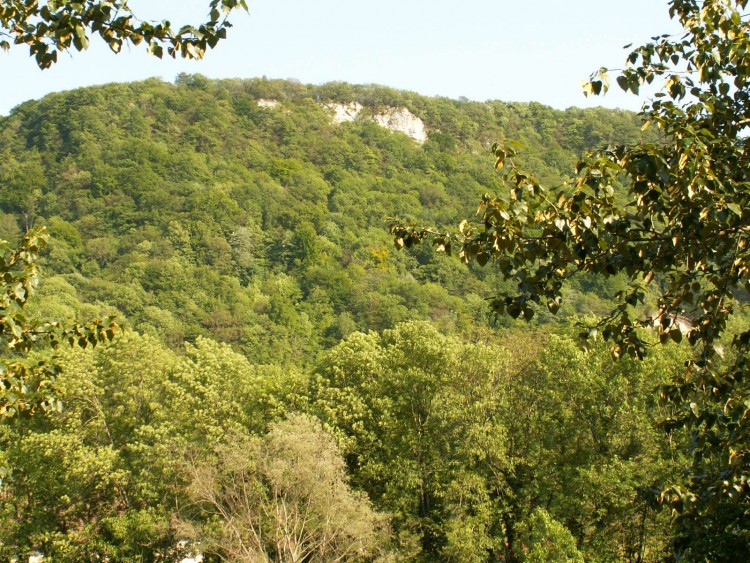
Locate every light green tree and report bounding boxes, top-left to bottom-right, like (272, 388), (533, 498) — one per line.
(184, 414), (389, 562)
(0, 332), (177, 559)
(515, 508), (584, 563)
(0, 330), (307, 558)
(313, 322), (541, 561)
(0, 230), (116, 419)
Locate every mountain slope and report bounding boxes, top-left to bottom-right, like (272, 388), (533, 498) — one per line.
(0, 76), (653, 362)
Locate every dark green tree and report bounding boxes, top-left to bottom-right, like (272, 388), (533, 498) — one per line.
(0, 0), (248, 68)
(391, 0), (750, 558)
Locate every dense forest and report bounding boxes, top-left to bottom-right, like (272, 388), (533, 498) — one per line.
(0, 76), (718, 560)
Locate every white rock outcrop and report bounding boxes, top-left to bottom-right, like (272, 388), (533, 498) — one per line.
(324, 103), (427, 144)
(372, 107), (427, 144)
(326, 102), (363, 124)
(257, 99), (279, 108)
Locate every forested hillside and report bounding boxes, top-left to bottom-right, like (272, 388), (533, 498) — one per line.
(0, 77), (694, 561)
(0, 76), (655, 363)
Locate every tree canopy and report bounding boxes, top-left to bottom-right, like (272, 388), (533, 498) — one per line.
(0, 228), (116, 420)
(392, 0), (750, 557)
(0, 0), (244, 419)
(0, 76), (685, 559)
(4, 0), (749, 557)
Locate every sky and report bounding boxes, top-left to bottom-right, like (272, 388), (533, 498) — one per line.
(0, 0), (681, 116)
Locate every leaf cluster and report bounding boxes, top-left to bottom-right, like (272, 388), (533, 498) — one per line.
(0, 227), (115, 419)
(0, 0), (248, 68)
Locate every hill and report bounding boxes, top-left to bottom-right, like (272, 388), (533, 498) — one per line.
(0, 77), (689, 561)
(0, 75), (654, 363)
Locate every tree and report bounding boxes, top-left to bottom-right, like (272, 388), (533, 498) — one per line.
(514, 508), (584, 563)
(0, 329), (310, 559)
(0, 0), (244, 419)
(184, 414), (388, 562)
(0, 229), (115, 421)
(0, 0), (248, 68)
(313, 322), (540, 561)
(391, 0), (750, 558)
(517, 329), (684, 561)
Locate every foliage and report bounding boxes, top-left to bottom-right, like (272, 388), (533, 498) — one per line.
(184, 413), (388, 562)
(391, 0), (750, 558)
(0, 0), (248, 68)
(312, 322), (514, 560)
(312, 322), (680, 561)
(0, 2), (700, 560)
(0, 227), (115, 420)
(0, 74), (712, 559)
(0, 330), (304, 559)
(0, 333), (176, 558)
(518, 329), (685, 561)
(0, 76), (654, 365)
(514, 508), (583, 563)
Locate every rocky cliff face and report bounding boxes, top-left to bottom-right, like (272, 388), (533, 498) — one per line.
(327, 101), (363, 124)
(372, 107), (427, 144)
(324, 102), (427, 144)
(257, 99), (279, 108)
(258, 99), (428, 144)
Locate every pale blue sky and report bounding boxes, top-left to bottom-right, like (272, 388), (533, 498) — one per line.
(1, 0), (680, 115)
